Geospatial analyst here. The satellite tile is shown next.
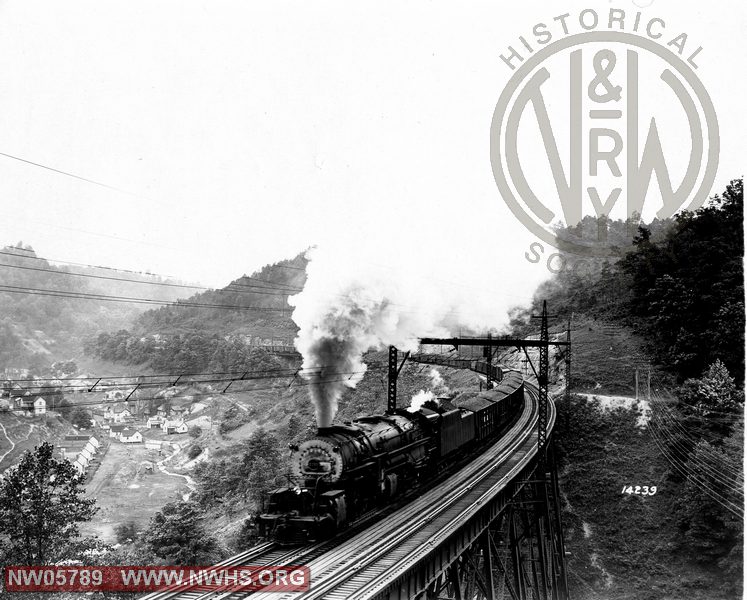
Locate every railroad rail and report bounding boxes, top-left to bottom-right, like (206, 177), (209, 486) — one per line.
(141, 303), (572, 600)
(251, 384), (547, 600)
(140, 382), (547, 600)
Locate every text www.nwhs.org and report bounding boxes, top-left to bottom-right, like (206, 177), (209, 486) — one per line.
(3, 565), (310, 592)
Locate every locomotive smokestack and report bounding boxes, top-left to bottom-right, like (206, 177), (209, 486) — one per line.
(289, 247), (525, 428)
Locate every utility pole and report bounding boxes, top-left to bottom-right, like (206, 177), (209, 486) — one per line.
(388, 346), (398, 413)
(635, 368), (639, 400)
(484, 333), (493, 390)
(536, 301), (549, 459)
(647, 364), (651, 401)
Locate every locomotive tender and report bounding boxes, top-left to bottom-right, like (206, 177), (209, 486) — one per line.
(258, 365), (524, 544)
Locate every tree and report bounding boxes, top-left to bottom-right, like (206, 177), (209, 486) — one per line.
(114, 521), (138, 544)
(144, 501), (222, 565)
(70, 407), (92, 429)
(678, 360), (744, 439)
(674, 421), (743, 599)
(0, 442), (98, 564)
(286, 414), (303, 441)
(187, 444), (202, 460)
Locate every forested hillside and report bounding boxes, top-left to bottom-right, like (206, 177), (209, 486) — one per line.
(134, 254), (307, 336)
(517, 179), (744, 599)
(84, 254), (308, 373)
(0, 244), (195, 370)
(521, 178), (744, 383)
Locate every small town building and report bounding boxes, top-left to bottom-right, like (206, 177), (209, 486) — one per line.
(161, 420), (188, 434)
(33, 397), (46, 415)
(109, 424), (126, 439)
(120, 428), (143, 443)
(147, 415), (164, 429)
(73, 456), (88, 476)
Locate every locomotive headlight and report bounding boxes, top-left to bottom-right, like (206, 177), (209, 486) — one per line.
(290, 438), (344, 482)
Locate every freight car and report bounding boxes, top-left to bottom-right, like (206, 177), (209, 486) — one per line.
(258, 369), (524, 544)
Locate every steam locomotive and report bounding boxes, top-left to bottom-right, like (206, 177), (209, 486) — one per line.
(258, 365), (524, 544)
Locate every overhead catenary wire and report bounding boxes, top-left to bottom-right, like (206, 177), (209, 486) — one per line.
(22, 368), (390, 412)
(2, 361), (391, 393)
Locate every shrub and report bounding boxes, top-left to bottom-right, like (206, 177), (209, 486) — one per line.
(114, 521), (138, 544)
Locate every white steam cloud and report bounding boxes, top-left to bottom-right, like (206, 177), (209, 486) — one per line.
(290, 244), (544, 428)
(407, 390), (436, 413)
(429, 368), (448, 393)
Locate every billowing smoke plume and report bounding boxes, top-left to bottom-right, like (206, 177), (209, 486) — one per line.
(407, 390), (436, 413)
(291, 278), (448, 427)
(429, 368), (448, 393)
(290, 246), (543, 428)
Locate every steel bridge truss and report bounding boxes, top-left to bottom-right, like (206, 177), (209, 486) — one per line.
(406, 301), (570, 600)
(418, 446), (568, 600)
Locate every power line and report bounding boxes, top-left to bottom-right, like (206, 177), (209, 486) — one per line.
(0, 151), (134, 195)
(0, 284), (291, 311)
(0, 249), (304, 293)
(649, 405), (743, 497)
(648, 401), (743, 486)
(0, 261), (301, 297)
(647, 418), (743, 518)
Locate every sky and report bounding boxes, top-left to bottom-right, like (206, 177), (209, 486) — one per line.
(0, 0), (743, 328)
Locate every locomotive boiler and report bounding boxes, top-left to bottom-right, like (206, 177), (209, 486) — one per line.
(258, 366), (524, 544)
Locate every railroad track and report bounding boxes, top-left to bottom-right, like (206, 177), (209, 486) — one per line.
(250, 385), (542, 600)
(141, 385), (542, 600)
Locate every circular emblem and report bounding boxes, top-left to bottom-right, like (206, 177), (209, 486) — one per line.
(491, 31), (719, 257)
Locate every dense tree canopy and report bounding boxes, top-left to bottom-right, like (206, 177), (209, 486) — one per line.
(145, 501), (223, 565)
(522, 179), (744, 384)
(0, 442), (98, 564)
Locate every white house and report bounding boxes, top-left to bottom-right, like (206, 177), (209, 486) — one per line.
(114, 408), (132, 423)
(33, 397), (46, 415)
(147, 416), (164, 429)
(120, 429), (143, 443)
(162, 420), (188, 434)
(73, 456), (88, 476)
(109, 424), (126, 439)
(88, 436), (100, 449)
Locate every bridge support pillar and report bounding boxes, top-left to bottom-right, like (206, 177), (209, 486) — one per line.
(494, 445), (569, 600)
(427, 444), (569, 600)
